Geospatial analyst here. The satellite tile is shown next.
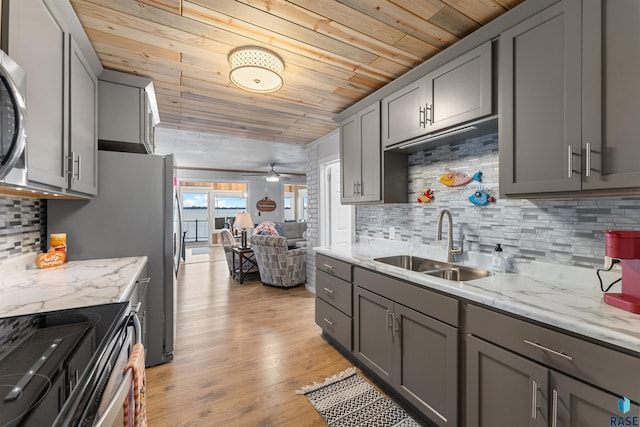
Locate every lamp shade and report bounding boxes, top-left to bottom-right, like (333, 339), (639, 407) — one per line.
(234, 212), (254, 229)
(228, 46), (284, 93)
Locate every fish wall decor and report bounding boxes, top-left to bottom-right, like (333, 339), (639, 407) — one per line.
(417, 189), (434, 203)
(468, 189), (496, 206)
(439, 171), (482, 187)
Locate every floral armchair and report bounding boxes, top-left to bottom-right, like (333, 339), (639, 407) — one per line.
(249, 234), (306, 288)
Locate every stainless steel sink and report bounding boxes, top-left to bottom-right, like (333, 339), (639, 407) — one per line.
(423, 266), (492, 281)
(374, 255), (491, 282)
(373, 255), (447, 273)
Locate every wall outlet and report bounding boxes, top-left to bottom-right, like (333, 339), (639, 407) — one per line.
(389, 226), (396, 239)
(604, 256), (622, 270)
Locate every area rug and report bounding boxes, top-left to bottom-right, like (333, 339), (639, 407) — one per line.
(296, 367), (422, 427)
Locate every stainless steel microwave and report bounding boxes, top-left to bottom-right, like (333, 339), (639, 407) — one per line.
(0, 49), (27, 187)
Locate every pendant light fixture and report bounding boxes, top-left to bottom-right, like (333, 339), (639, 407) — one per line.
(228, 46), (284, 93)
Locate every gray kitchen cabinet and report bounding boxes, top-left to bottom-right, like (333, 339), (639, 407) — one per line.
(581, 0), (640, 190)
(467, 335), (640, 427)
(340, 102), (381, 204)
(552, 370), (640, 427)
(353, 286), (395, 382)
(382, 41), (492, 149)
(7, 0), (68, 190)
(98, 70), (159, 154)
(315, 254), (353, 351)
(501, 0), (640, 196)
(68, 37), (98, 195)
(467, 304), (640, 426)
(6, 0), (101, 196)
(467, 335), (549, 427)
(354, 268), (458, 426)
(499, 0), (582, 195)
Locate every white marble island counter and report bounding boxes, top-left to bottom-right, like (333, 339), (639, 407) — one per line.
(0, 254), (148, 318)
(315, 238), (640, 354)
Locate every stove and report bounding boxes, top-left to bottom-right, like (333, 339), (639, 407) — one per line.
(0, 303), (129, 427)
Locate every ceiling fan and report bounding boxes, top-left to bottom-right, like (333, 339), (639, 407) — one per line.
(242, 163), (303, 182)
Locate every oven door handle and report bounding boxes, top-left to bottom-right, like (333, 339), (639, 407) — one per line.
(131, 309), (142, 345)
(92, 368), (133, 427)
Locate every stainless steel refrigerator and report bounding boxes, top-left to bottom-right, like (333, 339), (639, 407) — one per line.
(47, 150), (181, 367)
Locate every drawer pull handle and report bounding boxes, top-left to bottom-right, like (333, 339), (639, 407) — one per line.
(323, 263), (335, 272)
(323, 287), (335, 295)
(323, 318), (334, 326)
(531, 380), (538, 419)
(524, 340), (573, 361)
(551, 389), (558, 427)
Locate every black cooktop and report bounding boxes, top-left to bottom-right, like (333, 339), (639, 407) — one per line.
(0, 303), (128, 427)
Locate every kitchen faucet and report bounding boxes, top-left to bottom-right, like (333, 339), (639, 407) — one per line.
(436, 209), (464, 262)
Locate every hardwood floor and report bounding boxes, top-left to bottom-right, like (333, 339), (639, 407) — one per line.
(145, 246), (353, 426)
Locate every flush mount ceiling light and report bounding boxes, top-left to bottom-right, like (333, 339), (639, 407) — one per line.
(228, 46), (284, 93)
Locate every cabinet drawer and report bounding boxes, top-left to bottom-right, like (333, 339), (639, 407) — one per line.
(354, 267), (458, 327)
(316, 270), (352, 316)
(467, 304), (640, 401)
(316, 254), (352, 282)
(316, 298), (352, 351)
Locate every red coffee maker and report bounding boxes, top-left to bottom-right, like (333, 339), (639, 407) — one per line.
(603, 230), (640, 313)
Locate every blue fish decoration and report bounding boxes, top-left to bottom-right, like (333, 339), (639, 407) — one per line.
(469, 190), (495, 206)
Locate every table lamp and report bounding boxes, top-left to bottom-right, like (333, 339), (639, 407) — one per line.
(234, 211), (254, 249)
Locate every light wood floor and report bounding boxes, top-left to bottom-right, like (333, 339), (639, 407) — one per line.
(145, 246), (354, 426)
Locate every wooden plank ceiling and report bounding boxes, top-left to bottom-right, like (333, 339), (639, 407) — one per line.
(71, 0), (524, 145)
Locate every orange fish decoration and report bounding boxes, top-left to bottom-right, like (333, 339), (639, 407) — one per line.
(36, 248), (66, 269)
(439, 171), (482, 187)
(417, 189), (435, 203)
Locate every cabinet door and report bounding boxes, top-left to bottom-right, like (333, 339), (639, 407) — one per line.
(353, 286), (394, 382)
(582, 0), (640, 190)
(381, 78), (426, 148)
(393, 304), (458, 427)
(339, 114), (360, 203)
(552, 370), (640, 427)
(68, 37), (98, 195)
(357, 102), (381, 202)
(8, 0), (68, 189)
(499, 0), (582, 195)
(426, 41), (492, 133)
(466, 336), (548, 427)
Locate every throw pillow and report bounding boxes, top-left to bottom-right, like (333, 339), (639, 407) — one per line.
(274, 222), (285, 237)
(254, 221), (279, 236)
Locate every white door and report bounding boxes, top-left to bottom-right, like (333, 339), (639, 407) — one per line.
(328, 162), (351, 246)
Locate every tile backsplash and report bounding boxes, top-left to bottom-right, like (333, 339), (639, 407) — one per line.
(356, 132), (640, 268)
(0, 196), (46, 260)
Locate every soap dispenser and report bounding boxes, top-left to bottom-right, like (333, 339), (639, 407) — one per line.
(491, 243), (505, 274)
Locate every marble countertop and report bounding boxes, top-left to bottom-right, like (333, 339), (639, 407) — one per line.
(315, 238), (640, 354)
(0, 254), (148, 318)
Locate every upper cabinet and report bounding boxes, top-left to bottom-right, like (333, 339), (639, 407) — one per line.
(340, 102), (407, 205)
(500, 0), (640, 196)
(382, 41), (493, 149)
(98, 70), (160, 154)
(340, 102), (382, 204)
(6, 0), (101, 196)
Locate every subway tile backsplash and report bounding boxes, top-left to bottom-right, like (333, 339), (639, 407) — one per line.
(356, 133), (640, 268)
(0, 196), (45, 260)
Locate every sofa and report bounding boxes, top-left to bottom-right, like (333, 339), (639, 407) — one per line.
(274, 221), (307, 247)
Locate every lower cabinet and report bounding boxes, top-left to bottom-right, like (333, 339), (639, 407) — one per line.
(467, 335), (640, 427)
(466, 304), (640, 427)
(354, 285), (458, 426)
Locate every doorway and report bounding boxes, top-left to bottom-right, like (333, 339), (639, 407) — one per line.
(320, 160), (352, 246)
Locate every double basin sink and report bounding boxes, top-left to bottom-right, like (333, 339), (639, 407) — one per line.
(374, 255), (491, 282)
